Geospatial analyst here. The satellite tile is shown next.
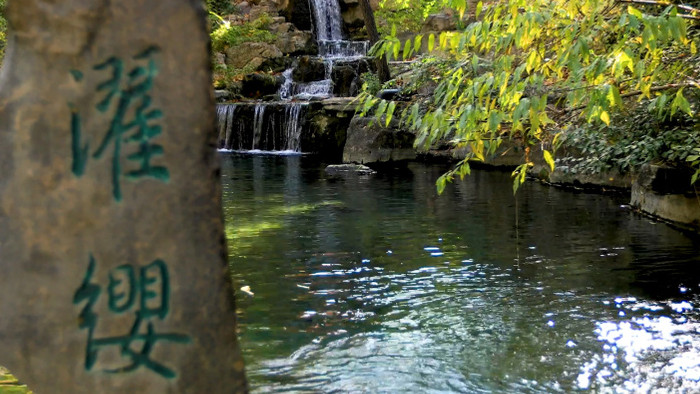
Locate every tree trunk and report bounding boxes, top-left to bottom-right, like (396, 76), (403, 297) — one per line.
(359, 0), (391, 83)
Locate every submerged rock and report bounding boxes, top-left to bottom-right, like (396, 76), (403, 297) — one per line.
(325, 164), (377, 175)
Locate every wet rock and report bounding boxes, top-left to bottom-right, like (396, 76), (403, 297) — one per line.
(242, 72), (284, 98)
(343, 116), (417, 164)
(325, 164), (377, 176)
(303, 102), (355, 160)
(282, 0), (314, 30)
(0, 0), (247, 392)
(293, 56), (326, 82)
(215, 89), (234, 102)
(259, 56), (295, 73)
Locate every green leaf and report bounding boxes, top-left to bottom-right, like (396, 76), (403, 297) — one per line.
(414, 35), (423, 54)
(672, 89), (693, 116)
(403, 40), (412, 60)
(393, 41), (400, 61)
(607, 85), (622, 108)
(386, 101), (396, 127)
(428, 34), (435, 52)
(476, 1), (483, 18)
(543, 150), (555, 172)
(628, 6), (643, 19)
(375, 100), (387, 119)
(436, 175), (448, 194)
(391, 24), (397, 38)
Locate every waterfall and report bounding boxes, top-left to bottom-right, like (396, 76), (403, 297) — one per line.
(252, 104), (266, 150)
(216, 103), (307, 153)
(284, 103), (304, 151)
(216, 0), (365, 153)
(310, 0), (344, 41)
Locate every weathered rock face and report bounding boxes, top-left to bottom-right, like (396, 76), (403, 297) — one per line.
(274, 29), (315, 55)
(282, 0), (314, 30)
(421, 13), (458, 33)
(225, 41), (284, 71)
(0, 1), (247, 393)
(241, 72), (284, 98)
(302, 98), (357, 160)
(631, 165), (700, 229)
(343, 116), (417, 165)
(331, 58), (373, 97)
(339, 0), (379, 38)
(293, 56), (327, 82)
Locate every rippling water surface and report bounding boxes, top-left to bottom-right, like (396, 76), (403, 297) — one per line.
(221, 153), (700, 392)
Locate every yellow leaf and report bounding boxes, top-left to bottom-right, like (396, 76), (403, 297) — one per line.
(692, 41), (698, 55)
(600, 111), (610, 125)
(543, 150), (555, 172)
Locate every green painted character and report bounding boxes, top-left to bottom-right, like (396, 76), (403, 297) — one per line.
(73, 256), (190, 379)
(70, 47), (169, 202)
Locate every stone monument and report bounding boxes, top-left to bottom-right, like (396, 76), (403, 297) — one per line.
(0, 0), (248, 392)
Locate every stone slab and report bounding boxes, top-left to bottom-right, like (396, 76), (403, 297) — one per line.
(0, 1), (247, 392)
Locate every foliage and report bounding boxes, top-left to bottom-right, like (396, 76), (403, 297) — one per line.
(359, 0), (700, 193)
(375, 0), (447, 36)
(561, 103), (699, 174)
(361, 72), (383, 95)
(210, 12), (276, 53)
(206, 0), (235, 16)
(212, 62), (256, 89)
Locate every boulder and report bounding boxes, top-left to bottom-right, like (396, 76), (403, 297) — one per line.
(241, 72), (284, 98)
(302, 102), (356, 160)
(343, 116), (417, 165)
(422, 13), (457, 33)
(282, 0), (314, 30)
(275, 29), (316, 55)
(293, 56), (327, 82)
(224, 41), (283, 71)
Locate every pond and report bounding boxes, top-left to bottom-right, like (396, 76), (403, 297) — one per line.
(221, 153), (700, 393)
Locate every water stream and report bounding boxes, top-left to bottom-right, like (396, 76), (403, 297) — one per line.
(222, 154), (700, 393)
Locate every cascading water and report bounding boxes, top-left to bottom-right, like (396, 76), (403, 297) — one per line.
(252, 104), (266, 150)
(217, 103), (307, 153)
(216, 0), (367, 152)
(276, 0), (370, 100)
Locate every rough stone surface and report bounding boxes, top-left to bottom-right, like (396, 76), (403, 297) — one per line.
(241, 72), (284, 98)
(293, 56), (327, 82)
(631, 165), (700, 229)
(303, 101), (355, 160)
(274, 29), (315, 55)
(0, 1), (247, 393)
(224, 41), (283, 71)
(422, 13), (458, 33)
(282, 0), (314, 31)
(343, 116), (416, 164)
(320, 97), (357, 112)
